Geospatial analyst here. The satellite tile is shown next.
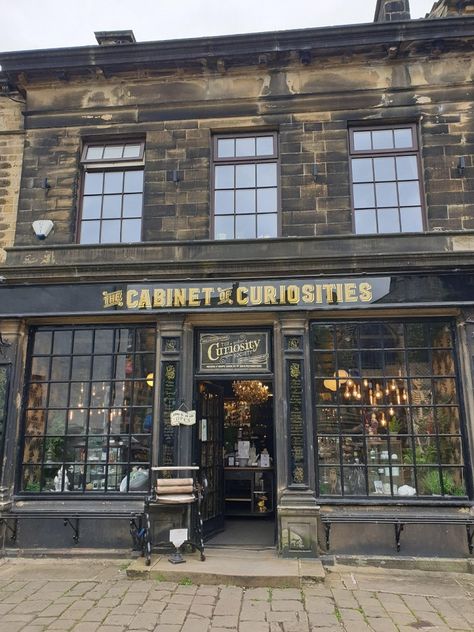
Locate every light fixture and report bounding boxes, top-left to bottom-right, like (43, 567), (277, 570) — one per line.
(312, 164), (318, 181)
(232, 380), (270, 405)
(32, 219), (54, 240)
(172, 170), (180, 183)
(146, 373), (154, 387)
(457, 156), (466, 177)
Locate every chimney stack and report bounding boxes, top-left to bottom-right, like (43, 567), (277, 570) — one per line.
(374, 0), (411, 22)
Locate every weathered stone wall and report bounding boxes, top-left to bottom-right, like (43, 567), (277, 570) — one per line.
(0, 98), (23, 261)
(428, 1), (474, 18)
(12, 49), (474, 245)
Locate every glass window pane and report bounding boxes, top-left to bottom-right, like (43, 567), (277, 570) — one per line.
(123, 194), (143, 218)
(257, 213), (277, 238)
(353, 131), (372, 151)
(124, 170), (144, 192)
(394, 128), (413, 148)
(215, 165), (234, 189)
(235, 164), (256, 188)
(396, 156), (418, 180)
(104, 172), (123, 194)
(354, 209), (377, 234)
(102, 195), (122, 218)
(235, 190), (255, 214)
(398, 181), (421, 206)
(122, 144), (142, 158)
(122, 219), (142, 242)
(215, 216), (234, 240)
(49, 383), (69, 408)
(374, 157), (396, 181)
(256, 136), (274, 155)
(33, 331), (52, 356)
(86, 146), (104, 160)
(80, 221), (100, 244)
(82, 196), (102, 219)
(103, 145), (124, 159)
(235, 137), (255, 157)
(372, 129), (394, 150)
(319, 466), (341, 495)
(217, 138), (235, 158)
(46, 411), (66, 436)
(257, 188), (277, 213)
(100, 220), (121, 243)
(215, 190), (234, 214)
(400, 207), (423, 232)
(351, 158), (373, 183)
(236, 215), (256, 239)
(31, 357), (49, 381)
(377, 208), (400, 233)
(353, 183), (375, 209)
(83, 172), (103, 195)
(51, 357), (71, 381)
(257, 163), (277, 187)
(431, 323), (453, 348)
(53, 330), (73, 355)
(375, 182), (398, 207)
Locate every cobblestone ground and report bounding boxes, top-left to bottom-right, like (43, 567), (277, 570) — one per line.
(0, 559), (473, 632)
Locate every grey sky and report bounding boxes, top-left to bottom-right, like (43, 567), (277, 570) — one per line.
(1, 0), (437, 53)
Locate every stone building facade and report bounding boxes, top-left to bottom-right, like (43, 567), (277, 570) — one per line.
(0, 0), (473, 558)
(0, 94), (23, 262)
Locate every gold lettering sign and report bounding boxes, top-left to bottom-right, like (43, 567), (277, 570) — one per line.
(102, 278), (387, 311)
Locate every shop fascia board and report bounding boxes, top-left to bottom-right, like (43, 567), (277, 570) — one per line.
(3, 232), (474, 284)
(1, 17), (474, 83)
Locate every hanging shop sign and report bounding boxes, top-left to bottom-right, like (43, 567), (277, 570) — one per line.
(2, 273), (474, 316)
(199, 331), (270, 373)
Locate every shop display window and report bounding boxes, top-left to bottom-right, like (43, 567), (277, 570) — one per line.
(0, 365), (8, 478)
(311, 321), (468, 499)
(21, 325), (156, 494)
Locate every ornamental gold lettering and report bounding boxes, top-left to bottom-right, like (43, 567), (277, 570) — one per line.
(153, 289), (165, 307)
(250, 286), (263, 305)
(188, 288), (200, 306)
(102, 290), (123, 308)
(344, 283), (358, 303)
(138, 289), (152, 309)
(336, 283), (344, 303)
(279, 285), (287, 304)
(127, 289), (139, 309)
(287, 285), (300, 304)
(263, 286), (277, 305)
(202, 287), (214, 306)
(237, 287), (249, 305)
(166, 288), (173, 307)
(302, 284), (314, 304)
(173, 288), (186, 307)
(315, 284), (323, 304)
(323, 283), (336, 303)
(359, 282), (373, 302)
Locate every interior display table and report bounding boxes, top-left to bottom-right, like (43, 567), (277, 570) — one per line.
(224, 467), (274, 516)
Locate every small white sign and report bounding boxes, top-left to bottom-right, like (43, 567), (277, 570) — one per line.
(200, 418), (208, 442)
(170, 410), (196, 426)
(238, 441), (250, 459)
(260, 453), (270, 468)
(169, 528), (188, 547)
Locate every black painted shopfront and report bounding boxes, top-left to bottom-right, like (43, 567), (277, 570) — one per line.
(0, 271), (473, 556)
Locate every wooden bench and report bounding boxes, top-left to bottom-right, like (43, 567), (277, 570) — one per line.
(0, 506), (145, 548)
(320, 510), (474, 554)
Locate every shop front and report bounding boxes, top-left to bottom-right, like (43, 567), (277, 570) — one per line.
(0, 272), (473, 556)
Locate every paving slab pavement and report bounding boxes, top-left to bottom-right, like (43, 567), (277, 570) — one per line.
(0, 558), (473, 631)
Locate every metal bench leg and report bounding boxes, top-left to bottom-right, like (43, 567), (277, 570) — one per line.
(144, 511), (152, 566)
(63, 518), (79, 543)
(467, 525), (473, 555)
(0, 517), (18, 543)
(324, 523), (331, 551)
(394, 523), (404, 553)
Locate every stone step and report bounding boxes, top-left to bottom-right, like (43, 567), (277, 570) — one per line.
(127, 547), (326, 587)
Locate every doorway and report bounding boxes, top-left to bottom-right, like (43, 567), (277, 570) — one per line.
(196, 378), (276, 548)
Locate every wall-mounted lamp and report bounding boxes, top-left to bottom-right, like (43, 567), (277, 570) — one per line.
(172, 170), (180, 184)
(457, 156), (466, 177)
(32, 219), (54, 240)
(312, 164), (318, 181)
(42, 178), (51, 193)
(299, 50), (311, 65)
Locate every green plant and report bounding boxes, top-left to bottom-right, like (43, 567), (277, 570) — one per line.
(388, 416), (400, 434)
(178, 577), (193, 586)
(403, 444), (437, 465)
(421, 470), (465, 496)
